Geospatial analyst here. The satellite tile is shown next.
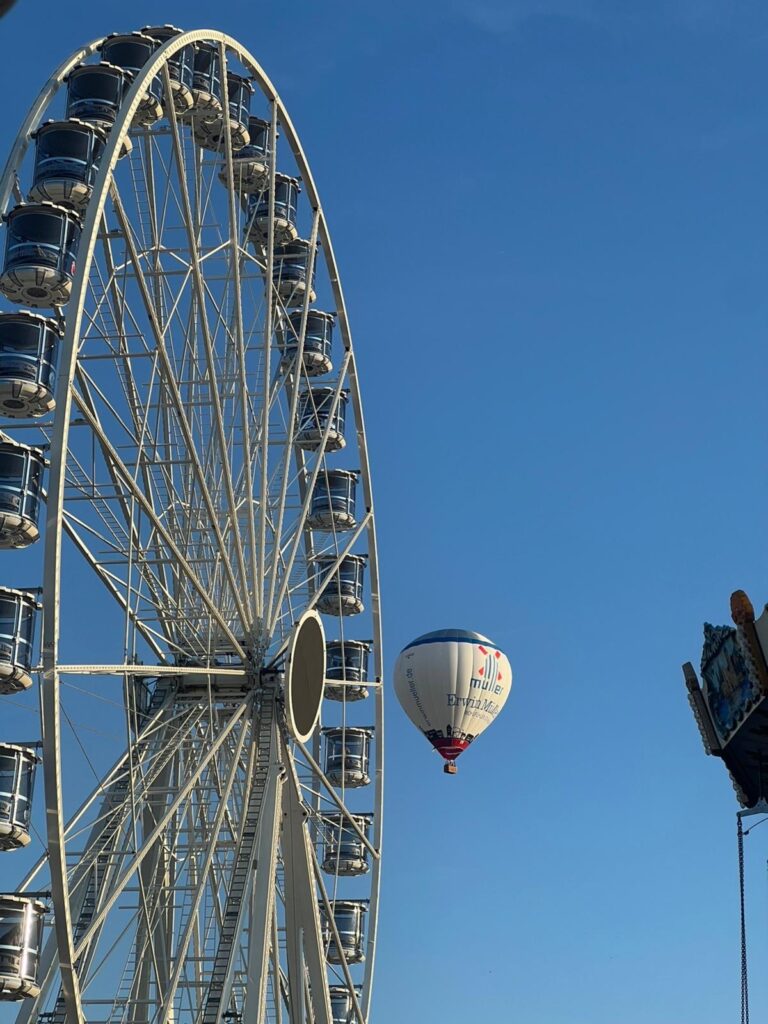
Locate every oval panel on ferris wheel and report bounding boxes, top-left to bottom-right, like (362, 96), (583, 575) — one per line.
(0, 24), (383, 1024)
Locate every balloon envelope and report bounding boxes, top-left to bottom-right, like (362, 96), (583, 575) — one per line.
(393, 629), (512, 765)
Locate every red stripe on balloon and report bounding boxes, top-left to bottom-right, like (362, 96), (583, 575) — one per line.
(428, 736), (470, 762)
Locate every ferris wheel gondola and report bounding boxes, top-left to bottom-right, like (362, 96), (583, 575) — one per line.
(0, 26), (383, 1024)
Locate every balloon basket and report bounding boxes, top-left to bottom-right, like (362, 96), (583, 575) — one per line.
(443, 762), (458, 775)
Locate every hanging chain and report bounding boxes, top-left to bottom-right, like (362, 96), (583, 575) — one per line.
(738, 815), (749, 1024)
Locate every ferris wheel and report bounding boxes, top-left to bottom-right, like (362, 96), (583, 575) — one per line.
(0, 26), (382, 1024)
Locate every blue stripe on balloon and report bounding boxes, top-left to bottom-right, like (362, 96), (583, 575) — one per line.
(401, 636), (495, 652)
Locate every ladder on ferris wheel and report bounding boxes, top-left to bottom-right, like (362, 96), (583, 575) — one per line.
(200, 685), (279, 1024)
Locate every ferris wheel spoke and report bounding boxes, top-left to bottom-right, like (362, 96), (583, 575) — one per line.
(108, 182), (253, 639)
(275, 508), (371, 620)
(290, 739), (379, 863)
(266, 352), (352, 636)
(264, 208), (320, 625)
(67, 387), (243, 651)
(307, 843), (365, 1024)
(125, 718), (180, 1009)
(280, 742), (332, 1024)
(139, 134), (161, 273)
(162, 66), (252, 611)
(57, 510), (168, 660)
(36, 708), (194, 1022)
(73, 722), (225, 1021)
(253, 106), (279, 622)
(268, 502), (364, 647)
(84, 245), (143, 361)
(17, 736), (145, 904)
(236, 362), (291, 493)
(142, 133), (182, 272)
(72, 701), (249, 963)
(69, 367), (187, 635)
(92, 228), (187, 517)
(126, 139), (154, 255)
(91, 243), (182, 584)
(71, 358), (202, 581)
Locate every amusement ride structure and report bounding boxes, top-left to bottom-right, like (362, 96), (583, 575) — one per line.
(684, 590), (768, 1021)
(0, 26), (382, 1024)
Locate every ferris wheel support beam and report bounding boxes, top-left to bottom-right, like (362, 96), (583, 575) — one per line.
(280, 751), (332, 1024)
(308, 844), (365, 1024)
(157, 718), (251, 1024)
(240, 736), (284, 1024)
(200, 688), (281, 1024)
(270, 906), (285, 1024)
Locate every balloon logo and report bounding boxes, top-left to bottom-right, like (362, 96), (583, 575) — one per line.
(393, 629), (512, 774)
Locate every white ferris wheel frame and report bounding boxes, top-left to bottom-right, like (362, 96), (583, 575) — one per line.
(0, 28), (384, 1024)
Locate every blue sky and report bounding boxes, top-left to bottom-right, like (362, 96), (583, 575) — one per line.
(2, 1), (768, 1021)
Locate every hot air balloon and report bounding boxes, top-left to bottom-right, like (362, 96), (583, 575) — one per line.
(394, 629), (512, 774)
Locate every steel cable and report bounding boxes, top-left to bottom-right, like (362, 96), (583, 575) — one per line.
(738, 815), (749, 1024)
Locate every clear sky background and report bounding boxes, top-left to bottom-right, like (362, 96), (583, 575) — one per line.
(2, 1), (768, 1022)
